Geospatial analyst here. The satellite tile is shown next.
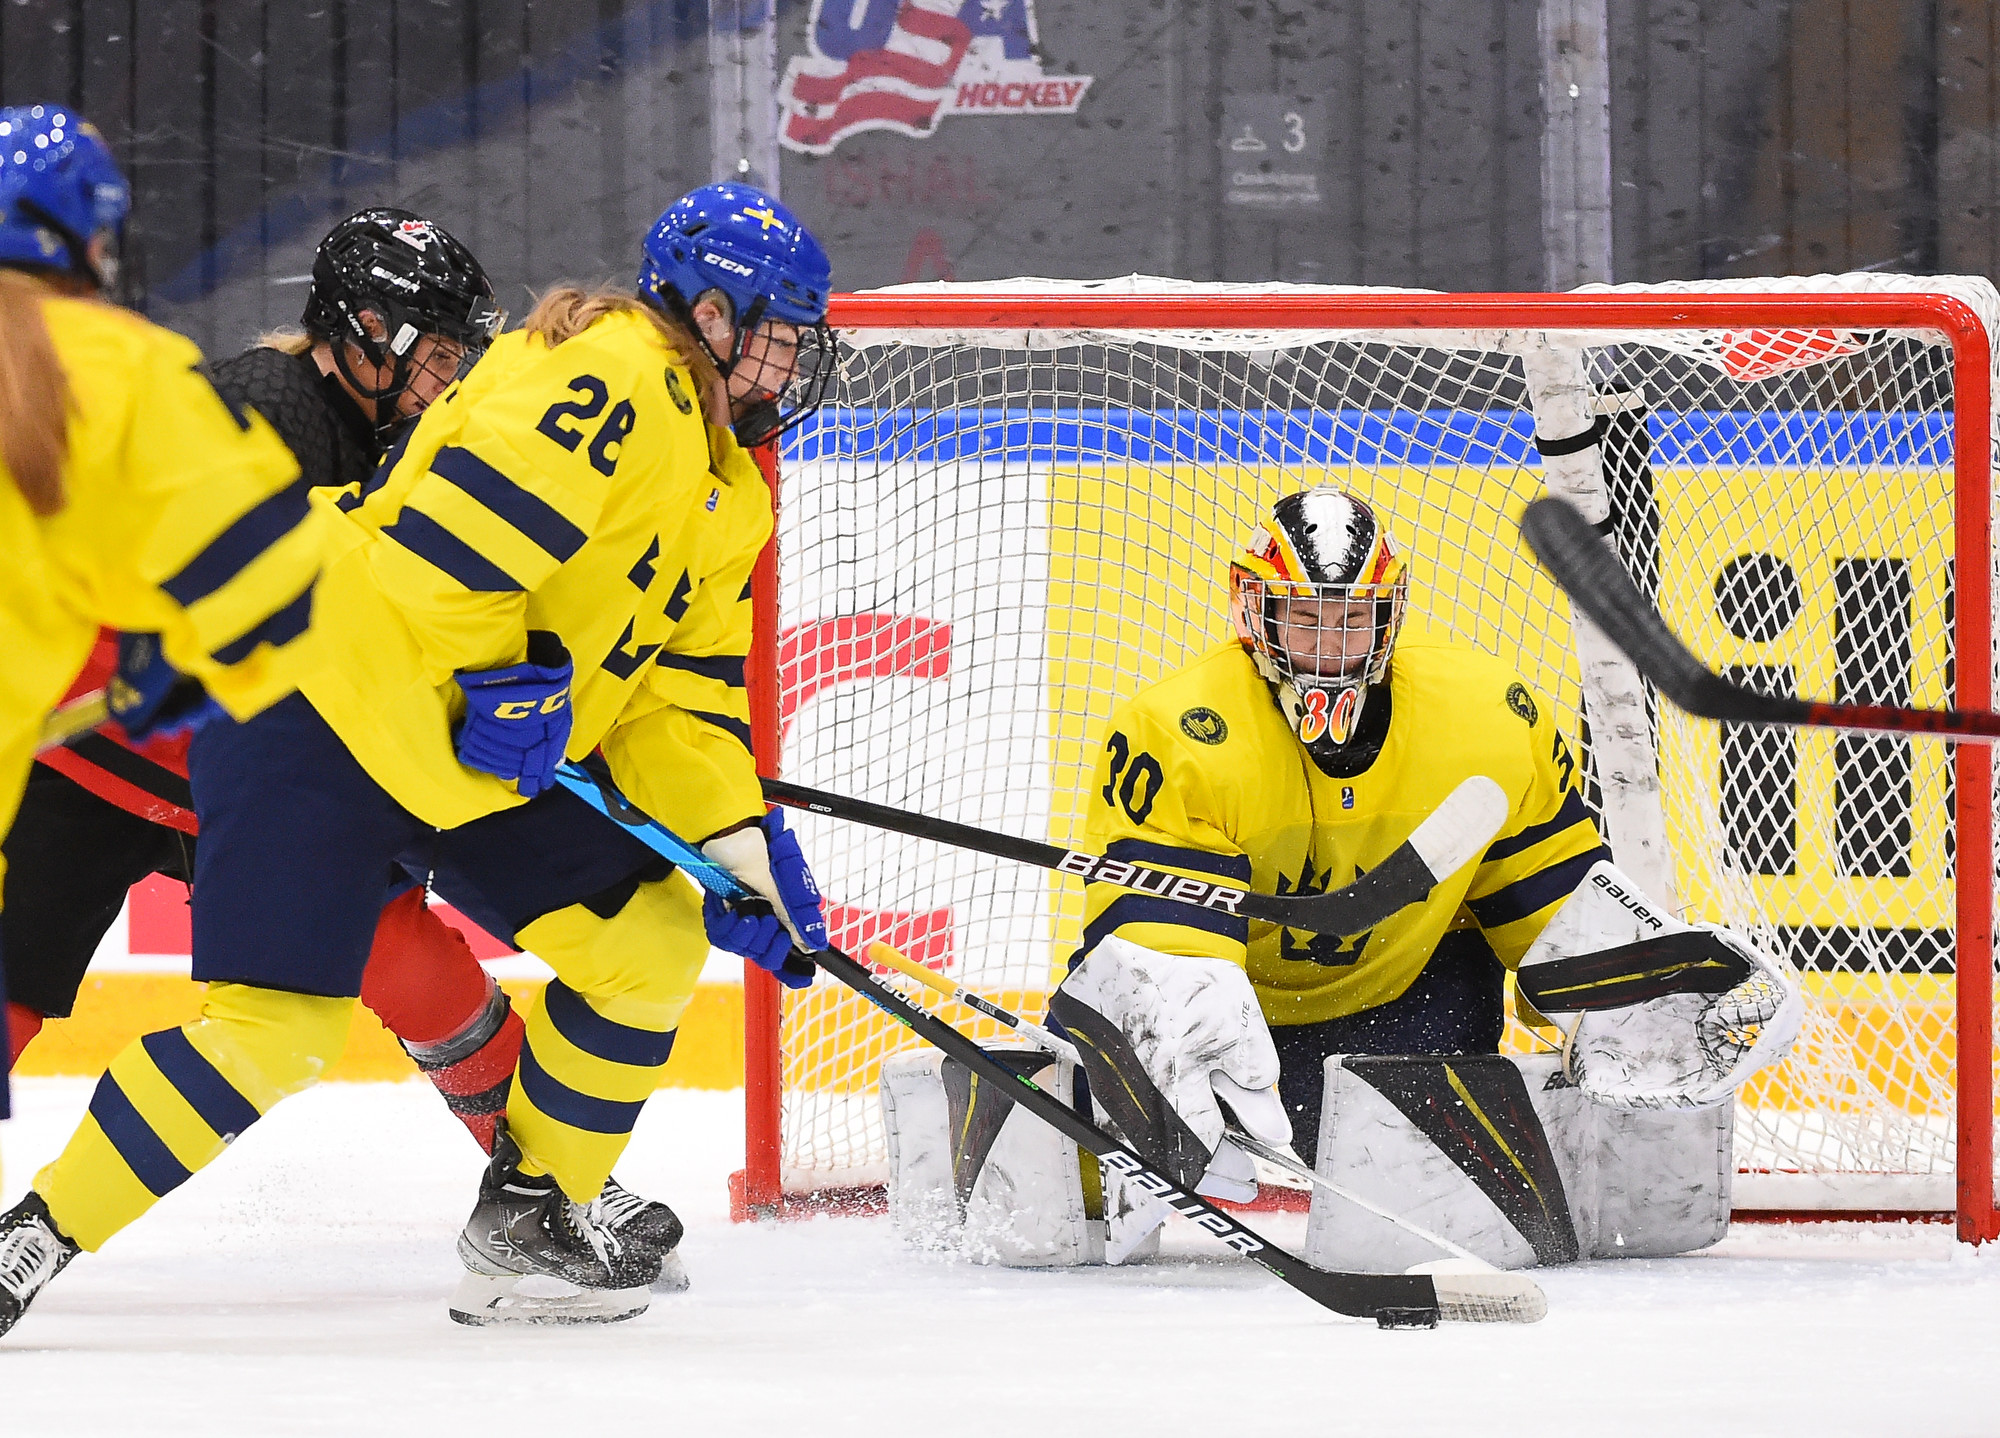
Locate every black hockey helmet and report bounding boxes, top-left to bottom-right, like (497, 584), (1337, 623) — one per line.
(301, 207), (503, 426)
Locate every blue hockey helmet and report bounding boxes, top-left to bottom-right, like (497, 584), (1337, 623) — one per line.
(637, 182), (831, 330)
(636, 183), (835, 446)
(0, 105), (129, 287)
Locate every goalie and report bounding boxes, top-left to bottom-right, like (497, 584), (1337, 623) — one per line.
(883, 486), (1800, 1271)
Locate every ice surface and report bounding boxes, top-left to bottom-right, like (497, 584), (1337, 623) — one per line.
(4, 1077), (1998, 1436)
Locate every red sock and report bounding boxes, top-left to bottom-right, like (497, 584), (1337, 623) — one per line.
(7, 1002), (43, 1069)
(406, 993), (525, 1154)
(360, 888), (492, 1045)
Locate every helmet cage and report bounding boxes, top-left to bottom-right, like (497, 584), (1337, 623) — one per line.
(1230, 569), (1409, 746)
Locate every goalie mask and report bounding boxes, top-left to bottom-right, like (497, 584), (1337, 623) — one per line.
(1230, 488), (1408, 749)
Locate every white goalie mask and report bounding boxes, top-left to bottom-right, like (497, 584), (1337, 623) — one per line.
(1229, 488), (1409, 748)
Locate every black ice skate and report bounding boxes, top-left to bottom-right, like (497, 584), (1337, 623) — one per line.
(0, 1192), (80, 1338)
(596, 1176), (689, 1294)
(450, 1124), (658, 1326)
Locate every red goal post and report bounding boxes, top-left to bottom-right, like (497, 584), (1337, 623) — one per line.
(732, 280), (1999, 1242)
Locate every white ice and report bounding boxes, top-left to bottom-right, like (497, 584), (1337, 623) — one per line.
(4, 1076), (1998, 1437)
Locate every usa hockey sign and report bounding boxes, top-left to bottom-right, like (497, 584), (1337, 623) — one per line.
(780, 0), (1094, 157)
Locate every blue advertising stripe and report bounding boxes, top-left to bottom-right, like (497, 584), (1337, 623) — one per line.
(782, 407), (1953, 470)
(87, 1074), (193, 1198)
(515, 1039), (646, 1136)
(431, 446), (588, 562)
(541, 979), (678, 1069)
(383, 509), (525, 592)
(1102, 837), (1252, 883)
(656, 652), (748, 687)
(211, 584), (315, 665)
(161, 487), (312, 607)
(1467, 846), (1613, 930)
(1079, 893), (1248, 956)
(139, 1028), (263, 1141)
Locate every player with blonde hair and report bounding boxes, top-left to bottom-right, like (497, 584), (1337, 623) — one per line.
(0, 104), (326, 1327)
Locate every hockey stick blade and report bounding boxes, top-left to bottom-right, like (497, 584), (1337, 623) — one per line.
(554, 764), (1543, 1325)
(763, 774), (1508, 937)
(37, 689), (109, 755)
(1517, 930), (1754, 1014)
(1522, 496), (2000, 742)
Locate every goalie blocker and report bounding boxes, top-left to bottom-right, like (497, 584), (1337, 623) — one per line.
(885, 861), (1801, 1269)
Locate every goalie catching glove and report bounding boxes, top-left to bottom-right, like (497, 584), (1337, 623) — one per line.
(1048, 936), (1292, 1203)
(1517, 860), (1803, 1109)
(701, 810), (828, 989)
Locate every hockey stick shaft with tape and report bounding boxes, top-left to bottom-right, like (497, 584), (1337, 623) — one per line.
(763, 774), (1508, 936)
(865, 940), (1497, 1270)
(551, 762), (1544, 1326)
(1522, 495), (2000, 742)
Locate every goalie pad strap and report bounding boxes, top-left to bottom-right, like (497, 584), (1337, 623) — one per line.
(1516, 930), (1756, 1014)
(1532, 416), (1608, 458)
(1343, 1055), (1579, 1266)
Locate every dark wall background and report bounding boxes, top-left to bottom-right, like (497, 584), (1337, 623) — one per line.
(0, 0), (1992, 355)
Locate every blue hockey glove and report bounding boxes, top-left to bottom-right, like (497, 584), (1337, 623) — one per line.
(760, 809), (829, 953)
(454, 630), (574, 798)
(702, 891), (814, 989)
(106, 632), (222, 743)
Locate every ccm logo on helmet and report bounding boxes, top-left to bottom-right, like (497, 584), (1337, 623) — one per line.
(704, 253), (755, 278)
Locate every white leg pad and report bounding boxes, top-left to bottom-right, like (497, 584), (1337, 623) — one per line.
(881, 1047), (1164, 1267)
(1304, 1053), (1733, 1271)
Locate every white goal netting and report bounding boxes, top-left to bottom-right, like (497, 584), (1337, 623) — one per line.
(765, 274), (2000, 1219)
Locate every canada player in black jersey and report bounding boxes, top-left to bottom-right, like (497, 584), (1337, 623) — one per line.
(2, 208), (686, 1285)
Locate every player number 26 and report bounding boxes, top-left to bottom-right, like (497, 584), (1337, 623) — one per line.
(537, 374), (639, 477)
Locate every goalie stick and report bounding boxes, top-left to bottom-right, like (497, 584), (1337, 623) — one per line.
(762, 774), (1508, 937)
(861, 938), (1503, 1274)
(550, 760), (1546, 1327)
(1521, 495), (2000, 742)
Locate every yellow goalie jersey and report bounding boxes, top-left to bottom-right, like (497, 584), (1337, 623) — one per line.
(1079, 639), (1609, 1027)
(300, 307), (768, 839)
(0, 296), (320, 876)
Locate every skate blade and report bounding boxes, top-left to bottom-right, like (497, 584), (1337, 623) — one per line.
(650, 1252), (690, 1295)
(448, 1271), (651, 1326)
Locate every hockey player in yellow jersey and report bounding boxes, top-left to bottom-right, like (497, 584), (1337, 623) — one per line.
(0, 106), (324, 1332)
(1059, 485), (1610, 1189)
(7, 182), (837, 1333)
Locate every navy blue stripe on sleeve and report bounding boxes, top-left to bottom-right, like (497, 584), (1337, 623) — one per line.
(140, 1028), (262, 1140)
(383, 508), (525, 592)
(88, 1074), (193, 1197)
(1483, 789), (1600, 863)
(432, 445), (588, 563)
(689, 708), (754, 750)
(1079, 893), (1248, 957)
(1467, 846), (1611, 929)
(210, 584), (315, 665)
(1102, 838), (1252, 884)
(161, 487), (312, 607)
(516, 1039), (647, 1135)
(657, 652), (747, 687)
(541, 979), (678, 1068)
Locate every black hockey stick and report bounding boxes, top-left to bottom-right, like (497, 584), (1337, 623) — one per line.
(551, 762), (1546, 1327)
(1516, 930), (1753, 1014)
(1521, 495), (2000, 742)
(763, 774), (1508, 937)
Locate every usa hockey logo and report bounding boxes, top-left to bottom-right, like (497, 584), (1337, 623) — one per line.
(780, 0), (1094, 157)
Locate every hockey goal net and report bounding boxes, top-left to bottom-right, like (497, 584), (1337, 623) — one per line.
(733, 275), (2000, 1242)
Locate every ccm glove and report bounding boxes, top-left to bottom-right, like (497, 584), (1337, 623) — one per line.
(454, 630), (573, 798)
(701, 809), (830, 989)
(106, 632), (222, 742)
